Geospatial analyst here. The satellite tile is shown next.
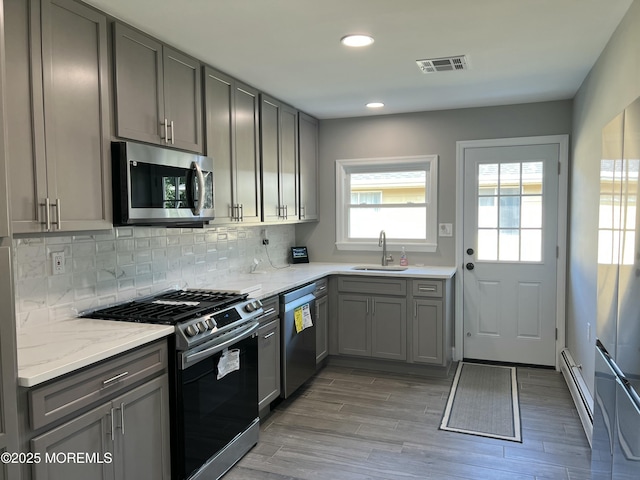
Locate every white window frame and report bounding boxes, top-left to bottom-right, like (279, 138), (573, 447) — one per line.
(335, 155), (438, 252)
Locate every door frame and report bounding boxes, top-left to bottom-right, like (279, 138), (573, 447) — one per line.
(455, 135), (569, 369)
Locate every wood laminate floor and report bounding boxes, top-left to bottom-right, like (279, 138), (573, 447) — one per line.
(226, 364), (592, 480)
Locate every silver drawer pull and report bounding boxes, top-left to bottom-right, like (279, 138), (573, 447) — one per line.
(120, 402), (125, 435)
(109, 407), (115, 441)
(102, 371), (129, 386)
(263, 332), (275, 339)
(419, 286), (437, 292)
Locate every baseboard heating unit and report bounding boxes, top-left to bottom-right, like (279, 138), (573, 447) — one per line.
(559, 348), (593, 446)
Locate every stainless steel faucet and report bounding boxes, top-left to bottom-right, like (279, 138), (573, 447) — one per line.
(378, 230), (393, 266)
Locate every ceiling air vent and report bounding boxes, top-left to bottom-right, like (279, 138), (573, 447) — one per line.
(416, 55), (468, 74)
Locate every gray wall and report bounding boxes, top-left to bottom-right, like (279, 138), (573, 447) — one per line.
(296, 100), (572, 267)
(568, 0), (640, 395)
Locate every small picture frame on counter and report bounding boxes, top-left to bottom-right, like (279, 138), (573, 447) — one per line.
(291, 246), (309, 264)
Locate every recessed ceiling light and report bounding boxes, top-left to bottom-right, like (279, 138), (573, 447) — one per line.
(341, 34), (374, 47)
(366, 102), (384, 109)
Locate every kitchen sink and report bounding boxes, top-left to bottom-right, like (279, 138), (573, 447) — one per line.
(351, 265), (408, 272)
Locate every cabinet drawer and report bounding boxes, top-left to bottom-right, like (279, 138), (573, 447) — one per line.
(29, 340), (168, 430)
(412, 280), (443, 298)
(256, 296), (279, 325)
(313, 277), (328, 297)
(338, 276), (406, 296)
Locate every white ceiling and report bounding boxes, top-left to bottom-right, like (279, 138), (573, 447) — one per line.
(84, 0), (633, 119)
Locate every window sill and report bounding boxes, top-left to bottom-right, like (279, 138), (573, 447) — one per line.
(335, 241), (437, 253)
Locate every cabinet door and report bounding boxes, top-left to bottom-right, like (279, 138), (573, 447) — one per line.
(5, 0), (47, 233)
(163, 47), (203, 153)
(337, 294), (370, 357)
(234, 83), (262, 223)
(280, 104), (298, 220)
(204, 67), (235, 223)
(113, 23), (165, 146)
(315, 295), (329, 363)
(412, 299), (443, 365)
(258, 320), (281, 409)
(260, 95), (281, 222)
(31, 403), (114, 480)
(298, 112), (319, 221)
(40, 0), (111, 231)
(113, 376), (171, 480)
(371, 297), (407, 361)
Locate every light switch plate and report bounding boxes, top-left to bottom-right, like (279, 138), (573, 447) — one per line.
(439, 223), (453, 237)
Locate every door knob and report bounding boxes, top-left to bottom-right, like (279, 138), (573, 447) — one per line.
(466, 332), (471, 337)
(465, 262), (474, 270)
(466, 248), (474, 255)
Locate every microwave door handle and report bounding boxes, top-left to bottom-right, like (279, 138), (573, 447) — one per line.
(190, 161), (206, 215)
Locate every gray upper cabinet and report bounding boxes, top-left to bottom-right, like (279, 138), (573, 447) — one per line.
(5, 0), (112, 233)
(260, 95), (298, 222)
(298, 112), (319, 221)
(113, 23), (203, 153)
(204, 67), (261, 224)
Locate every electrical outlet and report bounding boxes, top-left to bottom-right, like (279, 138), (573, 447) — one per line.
(52, 252), (65, 275)
(439, 223), (453, 237)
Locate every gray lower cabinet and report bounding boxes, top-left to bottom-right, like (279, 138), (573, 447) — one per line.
(337, 281), (407, 361)
(31, 375), (170, 480)
(113, 22), (203, 153)
(204, 67), (261, 224)
(257, 296), (280, 412)
(260, 95), (298, 222)
(25, 341), (170, 480)
(5, 0), (112, 233)
(315, 294), (329, 363)
(297, 112), (319, 221)
(409, 279), (453, 366)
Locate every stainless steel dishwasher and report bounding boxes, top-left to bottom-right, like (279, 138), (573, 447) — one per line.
(280, 282), (316, 398)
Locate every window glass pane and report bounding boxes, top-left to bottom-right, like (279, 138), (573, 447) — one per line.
(349, 207), (426, 239)
(478, 164), (498, 195)
(499, 196), (520, 228)
(478, 197), (497, 228)
(499, 229), (520, 261)
(521, 196), (542, 228)
(597, 230), (616, 265)
(477, 229), (498, 261)
(499, 163), (521, 194)
(522, 162), (543, 194)
(521, 230), (542, 262)
(351, 191), (382, 204)
(350, 171), (426, 204)
(599, 195), (614, 229)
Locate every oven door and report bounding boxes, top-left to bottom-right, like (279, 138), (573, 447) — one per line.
(175, 322), (259, 479)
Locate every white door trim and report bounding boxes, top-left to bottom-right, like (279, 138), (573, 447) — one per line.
(455, 135), (569, 370)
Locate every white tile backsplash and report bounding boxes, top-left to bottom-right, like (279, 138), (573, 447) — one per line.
(13, 224), (295, 331)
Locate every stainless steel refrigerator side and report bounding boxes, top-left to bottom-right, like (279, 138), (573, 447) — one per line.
(613, 377), (640, 479)
(591, 344), (617, 479)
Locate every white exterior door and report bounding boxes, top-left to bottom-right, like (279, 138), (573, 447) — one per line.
(462, 142), (560, 366)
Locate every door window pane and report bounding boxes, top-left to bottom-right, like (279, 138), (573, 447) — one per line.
(521, 196), (542, 228)
(478, 198), (497, 228)
(498, 229), (520, 261)
(521, 230), (542, 262)
(499, 196), (520, 228)
(478, 164), (498, 194)
(499, 163), (521, 194)
(477, 229), (498, 261)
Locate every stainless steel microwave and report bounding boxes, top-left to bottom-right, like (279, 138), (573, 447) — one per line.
(111, 141), (215, 226)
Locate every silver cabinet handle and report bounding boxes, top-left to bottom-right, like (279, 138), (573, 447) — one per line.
(41, 198), (51, 231)
(170, 120), (175, 145)
(284, 205), (288, 219)
(419, 286), (437, 292)
(162, 118), (168, 142)
(263, 331), (275, 339)
(414, 301), (417, 318)
(366, 298), (369, 314)
(53, 198), (61, 230)
(120, 402), (125, 435)
(191, 161), (206, 215)
(372, 298), (376, 315)
(102, 371), (129, 386)
(300, 205), (305, 219)
(239, 204), (244, 221)
(109, 407), (115, 441)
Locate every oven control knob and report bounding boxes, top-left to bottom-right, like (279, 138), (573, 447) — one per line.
(244, 300), (262, 313)
(185, 325), (198, 337)
(205, 319), (216, 330)
(196, 321), (207, 333)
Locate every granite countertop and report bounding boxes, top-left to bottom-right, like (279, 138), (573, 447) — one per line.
(17, 262), (456, 388)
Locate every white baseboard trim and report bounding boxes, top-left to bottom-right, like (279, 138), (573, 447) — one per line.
(559, 348), (593, 446)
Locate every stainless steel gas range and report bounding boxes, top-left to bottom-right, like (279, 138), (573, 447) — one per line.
(84, 289), (264, 480)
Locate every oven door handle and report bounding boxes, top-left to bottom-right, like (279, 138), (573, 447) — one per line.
(179, 321), (259, 370)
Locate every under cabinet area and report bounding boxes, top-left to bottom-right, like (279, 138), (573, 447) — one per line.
(337, 277), (407, 361)
(113, 23), (203, 153)
(5, 0), (112, 233)
(24, 341), (171, 480)
(204, 67), (262, 224)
